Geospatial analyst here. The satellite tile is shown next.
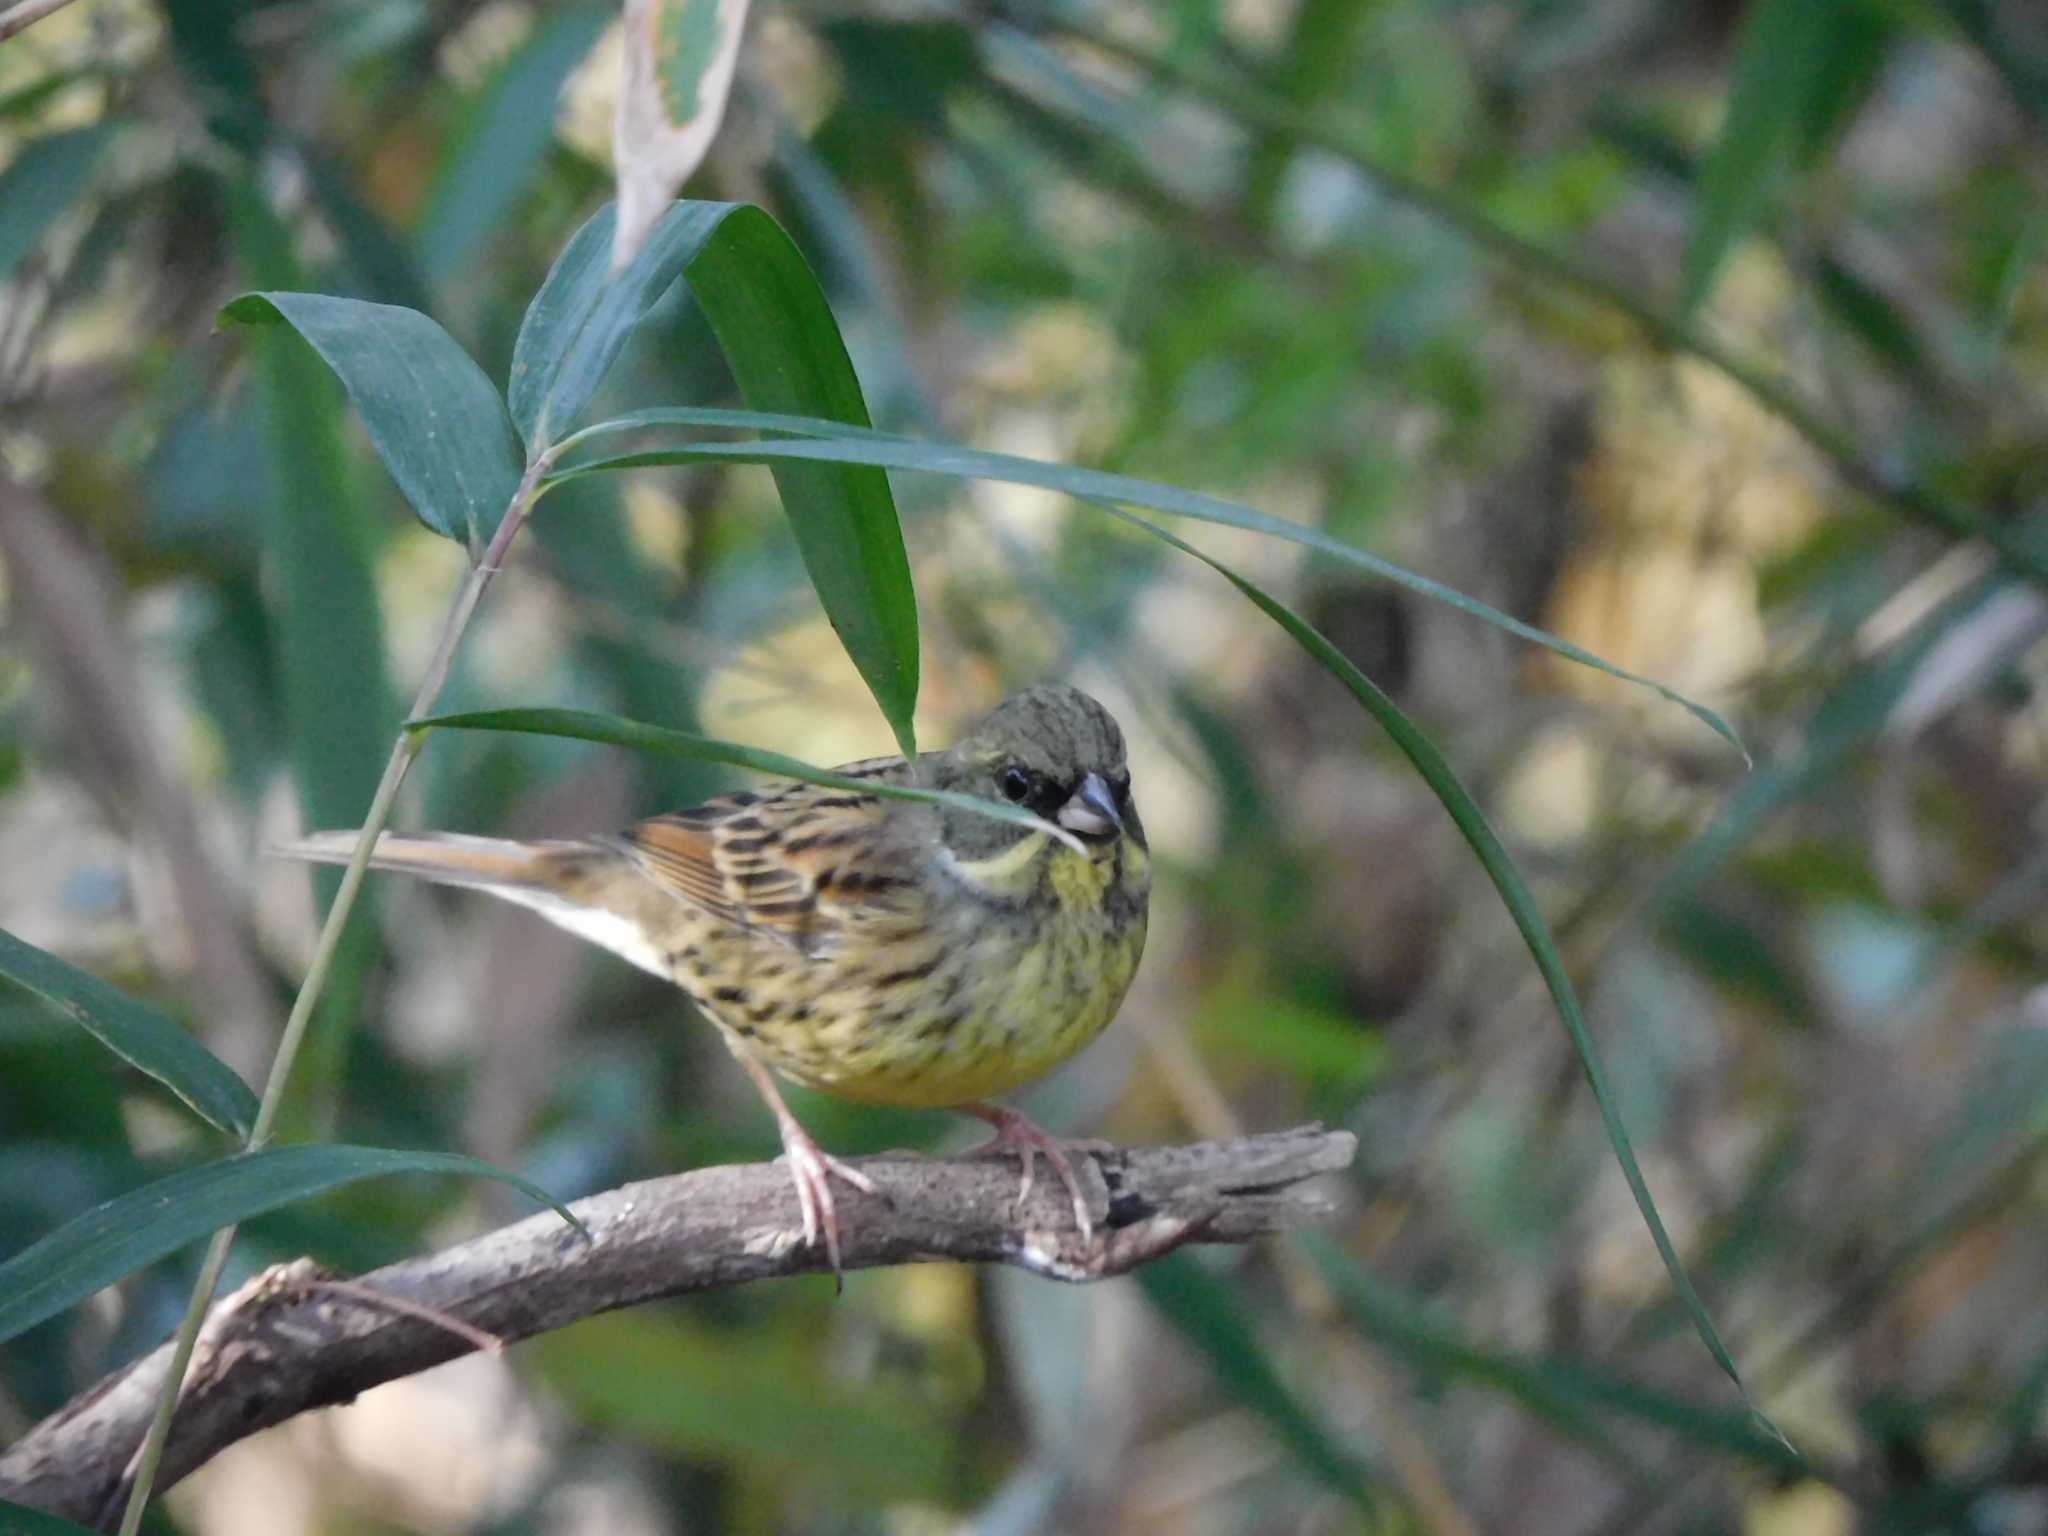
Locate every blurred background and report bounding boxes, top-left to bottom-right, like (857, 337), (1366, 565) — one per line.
(4, 0), (2048, 1531)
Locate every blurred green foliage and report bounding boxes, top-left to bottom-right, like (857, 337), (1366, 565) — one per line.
(4, 1), (2048, 1533)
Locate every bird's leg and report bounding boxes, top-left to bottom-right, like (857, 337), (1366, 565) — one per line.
(960, 1102), (1095, 1241)
(732, 1051), (878, 1277)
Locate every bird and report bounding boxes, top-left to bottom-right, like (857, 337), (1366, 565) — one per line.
(276, 684), (1150, 1273)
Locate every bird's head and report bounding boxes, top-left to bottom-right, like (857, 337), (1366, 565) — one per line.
(932, 684), (1144, 867)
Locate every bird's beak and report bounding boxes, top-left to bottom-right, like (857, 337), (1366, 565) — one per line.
(1057, 772), (1123, 841)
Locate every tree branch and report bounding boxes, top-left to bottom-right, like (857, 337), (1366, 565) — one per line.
(0, 1127), (1355, 1529)
(0, 0), (78, 44)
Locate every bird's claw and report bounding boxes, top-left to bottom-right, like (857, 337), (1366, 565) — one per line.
(967, 1105), (1096, 1242)
(776, 1124), (878, 1281)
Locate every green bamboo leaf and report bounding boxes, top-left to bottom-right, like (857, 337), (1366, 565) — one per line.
(1136, 1253), (1375, 1509)
(408, 708), (1083, 851)
(1813, 254), (1934, 387)
(1101, 504), (1781, 1444)
(0, 1145), (584, 1346)
(227, 183), (400, 844)
(0, 67), (106, 122)
(529, 1309), (952, 1503)
(220, 291), (524, 545)
(0, 123), (114, 284)
(1681, 0), (1846, 316)
(415, 3), (612, 283)
(0, 1498), (101, 1535)
(225, 180), (403, 1123)
(511, 202), (919, 759)
(1302, 1234), (1805, 1474)
(547, 411), (1746, 756)
(1656, 570), (2018, 903)
(0, 928), (257, 1139)
(1934, 0), (2048, 133)
(302, 154), (434, 314)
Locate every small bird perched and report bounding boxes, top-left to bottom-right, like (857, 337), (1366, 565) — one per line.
(278, 685), (1149, 1272)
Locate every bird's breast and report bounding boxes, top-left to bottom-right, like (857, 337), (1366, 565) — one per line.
(706, 835), (1148, 1109)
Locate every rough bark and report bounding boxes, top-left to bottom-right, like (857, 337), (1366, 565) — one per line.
(0, 1127), (1355, 1529)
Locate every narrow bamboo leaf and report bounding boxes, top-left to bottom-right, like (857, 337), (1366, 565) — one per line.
(547, 415), (1745, 756)
(1136, 1253), (1376, 1509)
(529, 1309), (952, 1502)
(0, 66), (104, 122)
(161, 0), (268, 153)
(1935, 0), (2048, 132)
(0, 1498), (101, 1535)
(303, 154), (435, 313)
(1103, 505), (1779, 1442)
(1656, 571), (2014, 903)
(509, 204), (781, 450)
(1813, 254), (1933, 385)
(0, 1145), (584, 1346)
(0, 928), (257, 1139)
(0, 123), (114, 284)
(228, 191), (400, 841)
(220, 292), (524, 545)
(227, 180), (399, 1123)
(512, 202), (918, 758)
(408, 708), (1082, 850)
(415, 2), (612, 284)
(1303, 1235), (1805, 1474)
(506, 207), (616, 443)
(1681, 0), (1843, 316)
(1788, 0), (1893, 163)
(613, 0), (754, 270)
(1989, 204), (2048, 336)
(682, 209), (917, 757)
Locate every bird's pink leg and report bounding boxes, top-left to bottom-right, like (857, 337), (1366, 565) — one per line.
(961, 1102), (1095, 1240)
(733, 1052), (878, 1276)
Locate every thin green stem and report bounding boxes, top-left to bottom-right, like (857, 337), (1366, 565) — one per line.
(1052, 20), (2048, 590)
(114, 446), (558, 1534)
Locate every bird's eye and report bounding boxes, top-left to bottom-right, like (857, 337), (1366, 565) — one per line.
(999, 766), (1032, 803)
(1111, 769), (1132, 803)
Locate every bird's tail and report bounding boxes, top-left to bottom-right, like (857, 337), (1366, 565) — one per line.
(271, 830), (672, 980)
(272, 830), (562, 895)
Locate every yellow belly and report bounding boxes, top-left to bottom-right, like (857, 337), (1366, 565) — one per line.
(816, 904), (1147, 1107)
(684, 841), (1149, 1109)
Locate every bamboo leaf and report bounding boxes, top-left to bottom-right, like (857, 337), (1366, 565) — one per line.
(1682, 0), (1847, 316)
(1103, 504), (1782, 1445)
(548, 411), (1746, 756)
(224, 180), (404, 1119)
(1303, 1235), (1805, 1474)
(512, 202), (919, 757)
(0, 1146), (584, 1346)
(0, 1498), (102, 1535)
(220, 291), (524, 546)
(415, 3), (612, 283)
(409, 707), (1082, 850)
(1137, 1253), (1376, 1509)
(0, 123), (114, 284)
(530, 1309), (952, 1502)
(0, 927), (257, 1139)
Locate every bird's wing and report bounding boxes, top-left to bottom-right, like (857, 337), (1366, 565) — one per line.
(615, 757), (922, 956)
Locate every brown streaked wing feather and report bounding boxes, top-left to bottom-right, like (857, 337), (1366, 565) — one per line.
(616, 760), (918, 954)
(617, 813), (742, 928)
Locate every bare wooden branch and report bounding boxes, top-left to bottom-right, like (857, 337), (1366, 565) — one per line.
(0, 0), (78, 44)
(0, 1127), (1354, 1529)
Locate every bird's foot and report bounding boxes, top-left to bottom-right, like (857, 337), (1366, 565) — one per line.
(732, 1048), (880, 1284)
(774, 1119), (879, 1280)
(963, 1103), (1097, 1241)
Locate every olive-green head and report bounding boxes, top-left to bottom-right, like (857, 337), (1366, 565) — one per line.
(932, 684), (1143, 862)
